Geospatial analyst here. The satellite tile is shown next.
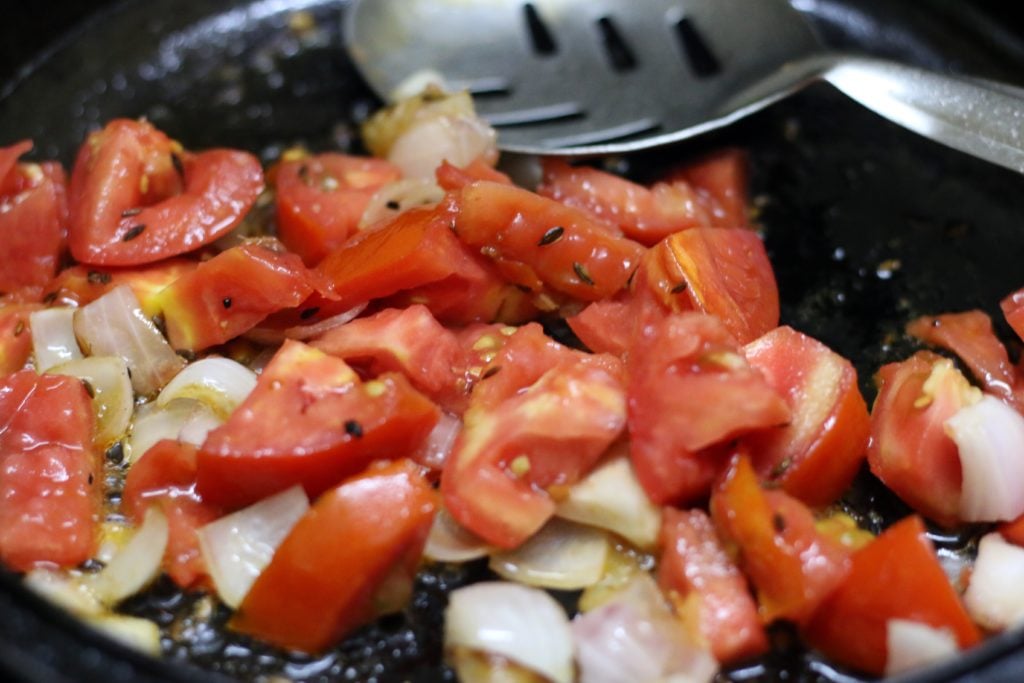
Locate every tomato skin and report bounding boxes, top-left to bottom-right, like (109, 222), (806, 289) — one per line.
(867, 351), (975, 527)
(0, 371), (99, 571)
(274, 153), (402, 265)
(68, 119), (263, 266)
(311, 305), (472, 413)
(665, 149), (750, 229)
(123, 439), (222, 588)
(154, 243), (313, 352)
(0, 142), (67, 293)
(805, 516), (981, 676)
(710, 455), (851, 625)
(231, 459), (437, 652)
(0, 303), (40, 377)
(435, 158), (512, 191)
(442, 325), (628, 548)
(197, 340), (440, 509)
(451, 181), (646, 301)
(628, 313), (790, 505)
(742, 326), (870, 506)
(658, 508), (768, 664)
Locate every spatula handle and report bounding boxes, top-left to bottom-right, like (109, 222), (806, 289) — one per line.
(823, 56), (1024, 174)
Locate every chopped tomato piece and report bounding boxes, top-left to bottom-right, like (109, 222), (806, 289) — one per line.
(710, 455), (851, 625)
(0, 141), (67, 293)
(45, 258), (197, 314)
(311, 305), (472, 413)
(628, 313), (790, 505)
(805, 516), (981, 676)
(907, 310), (1020, 409)
(0, 303), (39, 377)
(153, 242), (313, 352)
(665, 148), (750, 229)
(1001, 287), (1024, 343)
(435, 158), (512, 191)
(68, 119), (263, 266)
(124, 440), (223, 588)
(451, 181), (645, 301)
(742, 326), (870, 506)
(867, 352), (978, 527)
(197, 340), (439, 509)
(274, 152), (402, 265)
(537, 158), (714, 246)
(0, 371), (99, 570)
(231, 459), (437, 652)
(658, 508), (768, 664)
(443, 326), (627, 547)
(566, 298), (635, 356)
(999, 512), (1024, 547)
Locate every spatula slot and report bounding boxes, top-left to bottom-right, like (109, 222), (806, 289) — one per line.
(596, 16), (637, 72)
(523, 3), (558, 55)
(674, 17), (720, 77)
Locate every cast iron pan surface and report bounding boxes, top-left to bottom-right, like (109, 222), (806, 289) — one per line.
(3, 0), (1024, 681)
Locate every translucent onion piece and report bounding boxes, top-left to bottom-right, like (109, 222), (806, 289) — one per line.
(48, 356), (133, 447)
(124, 398), (223, 464)
(74, 285), (184, 397)
(556, 454), (662, 550)
(89, 506), (169, 605)
(157, 356), (257, 419)
(945, 395), (1024, 521)
(572, 574), (718, 683)
(29, 307), (83, 372)
(964, 532), (1024, 631)
(388, 113), (498, 180)
(24, 568), (103, 616)
(359, 179), (445, 229)
(884, 619), (958, 677)
(489, 519), (609, 590)
(389, 69), (448, 102)
(445, 582), (574, 683)
(425, 507), (493, 563)
(197, 485), (309, 608)
(244, 304), (366, 344)
(413, 412), (462, 471)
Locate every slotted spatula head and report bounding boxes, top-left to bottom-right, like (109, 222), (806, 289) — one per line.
(343, 0), (822, 154)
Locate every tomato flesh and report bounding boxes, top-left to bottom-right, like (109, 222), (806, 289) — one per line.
(0, 303), (39, 377)
(665, 149), (751, 229)
(197, 340), (439, 509)
(231, 459), (437, 652)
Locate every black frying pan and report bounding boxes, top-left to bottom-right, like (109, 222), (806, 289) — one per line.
(2, 1), (1024, 681)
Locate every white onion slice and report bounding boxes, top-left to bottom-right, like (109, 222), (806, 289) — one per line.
(74, 285), (184, 397)
(414, 412), (462, 471)
(157, 357), (257, 419)
(243, 304), (366, 344)
(359, 178), (445, 230)
(884, 619), (958, 677)
(388, 113), (497, 180)
(964, 532), (1024, 631)
(125, 398), (223, 463)
(572, 574), (717, 683)
(445, 582), (574, 683)
(48, 356), (133, 447)
(489, 518), (609, 590)
(89, 506), (168, 605)
(945, 395), (1024, 521)
(425, 507), (494, 563)
(29, 307), (83, 372)
(24, 568), (104, 616)
(86, 614), (162, 656)
(556, 454), (662, 550)
(197, 485), (309, 608)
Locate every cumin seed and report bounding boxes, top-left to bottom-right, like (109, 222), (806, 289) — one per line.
(120, 207), (143, 218)
(87, 270), (112, 285)
(171, 152), (185, 178)
(481, 366), (502, 379)
(537, 226), (564, 246)
(122, 224), (146, 241)
(344, 420), (364, 438)
(671, 281), (689, 294)
(573, 261), (595, 286)
(385, 200), (401, 210)
(13, 320), (24, 337)
(772, 512), (787, 533)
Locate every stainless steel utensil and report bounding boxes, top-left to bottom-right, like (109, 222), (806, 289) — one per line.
(344, 0), (1024, 171)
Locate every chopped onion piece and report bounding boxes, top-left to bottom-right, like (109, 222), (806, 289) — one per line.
(124, 398), (223, 463)
(413, 412), (461, 471)
(157, 357), (257, 419)
(964, 532), (1024, 630)
(89, 506), (168, 605)
(86, 614), (163, 656)
(573, 574), (718, 683)
(489, 518), (609, 590)
(73, 285), (184, 397)
(945, 395), (1024, 521)
(24, 568), (103, 616)
(389, 69), (449, 102)
(884, 619), (958, 677)
(198, 485), (309, 608)
(359, 178), (445, 229)
(244, 304), (366, 344)
(48, 356), (133, 447)
(389, 113), (497, 180)
(425, 507), (493, 563)
(556, 454), (662, 550)
(29, 307), (83, 372)
(445, 582), (574, 683)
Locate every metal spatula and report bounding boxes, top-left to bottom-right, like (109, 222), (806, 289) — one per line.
(343, 0), (1024, 172)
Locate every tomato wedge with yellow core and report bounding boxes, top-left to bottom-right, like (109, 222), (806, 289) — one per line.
(742, 325), (870, 506)
(0, 370), (99, 571)
(231, 459), (437, 653)
(196, 340), (440, 509)
(805, 516), (981, 676)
